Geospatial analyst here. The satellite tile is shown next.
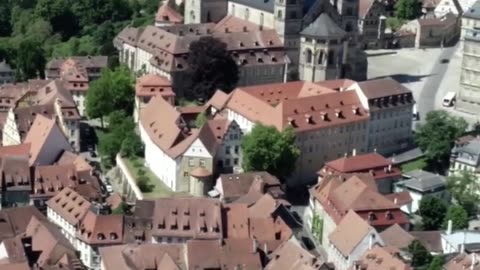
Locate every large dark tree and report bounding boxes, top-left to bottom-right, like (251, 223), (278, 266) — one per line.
(418, 196), (447, 230)
(187, 36), (239, 100)
(415, 111), (467, 172)
(407, 240), (432, 268)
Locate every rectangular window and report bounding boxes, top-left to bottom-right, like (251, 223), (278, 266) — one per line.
(225, 159), (231, 166)
(234, 145), (239, 154)
(234, 158), (239, 165)
(226, 146), (231, 154)
(199, 159), (205, 167)
(188, 158), (194, 167)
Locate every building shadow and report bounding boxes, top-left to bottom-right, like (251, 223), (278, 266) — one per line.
(366, 51), (398, 57)
(369, 73), (432, 83)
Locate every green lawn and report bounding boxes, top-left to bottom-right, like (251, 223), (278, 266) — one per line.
(401, 157), (427, 173)
(123, 156), (186, 198)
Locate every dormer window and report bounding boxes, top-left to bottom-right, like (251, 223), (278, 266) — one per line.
(368, 212), (376, 221)
(97, 233), (105, 240)
(109, 233), (118, 240)
(385, 211), (393, 220)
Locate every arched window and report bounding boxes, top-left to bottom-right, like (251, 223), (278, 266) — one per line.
(305, 49), (313, 63)
(318, 50), (324, 64)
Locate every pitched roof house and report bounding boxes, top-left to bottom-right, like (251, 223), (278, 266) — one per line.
(24, 114), (73, 166)
(318, 152), (402, 194)
(327, 210), (384, 270)
(155, 0), (184, 26)
(139, 95), (243, 194)
(308, 174), (409, 249)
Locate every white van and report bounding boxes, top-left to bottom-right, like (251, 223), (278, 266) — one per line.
(443, 92), (456, 107)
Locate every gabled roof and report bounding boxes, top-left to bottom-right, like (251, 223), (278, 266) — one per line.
(140, 95), (198, 159)
(25, 215), (80, 268)
(301, 13), (346, 38)
(0, 206), (46, 242)
(265, 238), (325, 270)
(46, 187), (92, 226)
(329, 210), (375, 257)
(155, 0), (183, 23)
(135, 74), (175, 98)
(24, 114), (73, 166)
(380, 224), (415, 250)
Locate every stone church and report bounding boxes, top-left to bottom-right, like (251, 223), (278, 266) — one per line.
(184, 0), (368, 81)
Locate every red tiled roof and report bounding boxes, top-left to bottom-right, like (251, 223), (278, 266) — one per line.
(77, 211), (124, 245)
(310, 174), (408, 226)
(155, 1), (183, 24)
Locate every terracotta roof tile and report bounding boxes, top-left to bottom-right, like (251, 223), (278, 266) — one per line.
(155, 1), (183, 24)
(445, 253), (480, 270)
(352, 245), (412, 270)
(135, 74), (175, 98)
(186, 239), (262, 270)
(0, 144), (30, 157)
(329, 210), (374, 257)
(77, 211), (124, 245)
(0, 206), (46, 242)
(380, 224), (415, 250)
(218, 171), (282, 202)
(24, 114), (73, 166)
(385, 191), (413, 207)
(99, 243), (186, 270)
(265, 239), (325, 270)
(46, 187), (91, 226)
(149, 197), (222, 239)
(140, 95), (198, 159)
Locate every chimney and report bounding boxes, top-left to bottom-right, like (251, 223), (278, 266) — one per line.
(252, 239), (258, 253)
(263, 243), (268, 254)
(368, 233), (374, 250)
(352, 148), (357, 156)
(388, 164), (392, 172)
(394, 197), (398, 205)
(447, 219), (453, 235)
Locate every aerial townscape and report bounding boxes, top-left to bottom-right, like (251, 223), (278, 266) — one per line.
(2, 0), (480, 269)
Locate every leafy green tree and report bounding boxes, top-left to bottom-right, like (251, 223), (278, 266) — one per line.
(447, 171), (480, 216)
(419, 196), (447, 230)
(443, 205), (469, 230)
(395, 0), (421, 20)
(407, 240), (432, 267)
(427, 256), (443, 270)
(15, 38), (46, 80)
(121, 132), (144, 158)
(242, 124), (300, 179)
(195, 112), (208, 128)
(415, 111), (467, 172)
(386, 17), (404, 31)
(86, 66), (134, 126)
(25, 19), (53, 43)
(187, 36), (239, 100)
(34, 0), (78, 39)
(98, 132), (123, 168)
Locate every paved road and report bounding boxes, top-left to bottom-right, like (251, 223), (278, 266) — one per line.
(417, 45), (458, 126)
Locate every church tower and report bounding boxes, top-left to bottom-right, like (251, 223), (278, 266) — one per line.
(274, 0), (304, 65)
(299, 13), (349, 82)
(184, 0), (227, 24)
